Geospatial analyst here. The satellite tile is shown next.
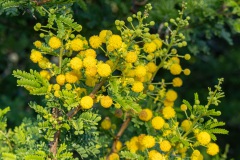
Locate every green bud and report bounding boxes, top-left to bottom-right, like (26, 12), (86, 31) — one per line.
(144, 28), (149, 32)
(146, 55), (153, 61)
(149, 21), (155, 26)
(49, 9), (55, 14)
(135, 29), (142, 35)
(70, 34), (75, 39)
(115, 20), (120, 26)
(132, 14), (136, 18)
(58, 117), (63, 121)
(182, 41), (187, 46)
(164, 22), (169, 27)
(120, 21), (125, 26)
(195, 100), (200, 105)
(137, 11), (142, 17)
(170, 18), (175, 23)
(127, 17), (133, 22)
(200, 118), (204, 122)
(190, 114), (195, 119)
(178, 43), (183, 48)
(40, 33), (45, 38)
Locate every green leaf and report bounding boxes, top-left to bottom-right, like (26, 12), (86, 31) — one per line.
(182, 99), (192, 111)
(209, 128), (229, 135)
(2, 153), (16, 160)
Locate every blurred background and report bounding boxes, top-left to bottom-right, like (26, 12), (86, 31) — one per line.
(0, 0), (240, 159)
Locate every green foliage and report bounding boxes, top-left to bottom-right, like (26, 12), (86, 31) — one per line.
(120, 151), (144, 160)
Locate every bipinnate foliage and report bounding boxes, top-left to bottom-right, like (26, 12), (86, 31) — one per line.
(0, 2), (229, 160)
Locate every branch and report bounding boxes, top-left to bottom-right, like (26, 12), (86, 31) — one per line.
(67, 78), (107, 119)
(107, 115), (132, 159)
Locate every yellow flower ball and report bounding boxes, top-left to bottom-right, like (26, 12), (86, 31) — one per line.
(148, 84), (155, 91)
(197, 131), (211, 145)
(172, 77), (183, 87)
(53, 84), (61, 91)
(162, 107), (176, 119)
(107, 35), (122, 52)
(139, 109), (153, 121)
(165, 89), (178, 102)
(135, 65), (147, 78)
(85, 49), (97, 58)
(191, 150), (203, 160)
(80, 96), (94, 109)
(153, 38), (163, 49)
(71, 38), (84, 51)
(49, 37), (62, 49)
(99, 30), (112, 43)
(38, 57), (51, 69)
(160, 140), (172, 152)
(56, 74), (65, 86)
(183, 68), (191, 75)
(147, 62), (157, 73)
(106, 60), (114, 69)
(181, 119), (192, 132)
(180, 104), (188, 111)
(89, 35), (102, 49)
(163, 99), (174, 107)
(30, 50), (43, 63)
(54, 90), (61, 98)
(184, 54), (191, 60)
(115, 140), (122, 152)
(151, 116), (165, 130)
(65, 71), (80, 84)
(70, 57), (83, 70)
(85, 66), (97, 77)
(40, 70), (51, 80)
(108, 153), (119, 160)
(141, 135), (155, 148)
(97, 63), (112, 77)
(207, 143), (219, 156)
(83, 56), (97, 68)
(131, 81), (144, 93)
(126, 136), (139, 153)
(143, 42), (157, 53)
(65, 83), (72, 90)
(170, 64), (182, 75)
(100, 96), (113, 108)
(34, 40), (42, 48)
(171, 57), (180, 64)
(85, 76), (98, 87)
(101, 117), (111, 130)
(125, 51), (138, 63)
(148, 150), (163, 160)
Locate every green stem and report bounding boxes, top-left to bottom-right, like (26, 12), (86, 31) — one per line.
(59, 47), (64, 72)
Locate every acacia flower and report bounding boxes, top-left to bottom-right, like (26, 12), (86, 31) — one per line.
(170, 63), (182, 75)
(135, 65), (147, 78)
(146, 62), (157, 73)
(131, 81), (144, 93)
(71, 38), (84, 51)
(172, 77), (183, 87)
(56, 74), (65, 86)
(191, 150), (203, 160)
(139, 109), (153, 121)
(101, 117), (111, 130)
(99, 30), (112, 43)
(30, 50), (43, 63)
(148, 150), (163, 160)
(85, 49), (97, 58)
(197, 131), (211, 145)
(159, 140), (172, 152)
(107, 35), (122, 52)
(70, 57), (83, 70)
(125, 51), (138, 63)
(143, 42), (157, 53)
(141, 135), (155, 148)
(80, 96), (93, 109)
(97, 63), (112, 77)
(89, 35), (102, 49)
(162, 107), (176, 119)
(65, 71), (80, 84)
(181, 119), (192, 132)
(207, 143), (219, 156)
(165, 89), (178, 102)
(49, 37), (62, 49)
(108, 153), (119, 160)
(151, 116), (165, 130)
(100, 96), (113, 108)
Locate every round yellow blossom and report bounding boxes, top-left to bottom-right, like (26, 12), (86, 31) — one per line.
(181, 119), (192, 132)
(207, 143), (219, 156)
(139, 109), (153, 121)
(162, 107), (176, 119)
(160, 140), (172, 152)
(65, 83), (72, 90)
(141, 135), (155, 148)
(148, 84), (155, 91)
(126, 136), (139, 153)
(125, 51), (138, 63)
(183, 68), (191, 75)
(143, 42), (157, 53)
(85, 76), (97, 87)
(54, 90), (61, 98)
(151, 116), (165, 130)
(80, 96), (93, 109)
(191, 150), (203, 160)
(165, 89), (178, 102)
(180, 104), (188, 111)
(100, 96), (113, 108)
(131, 81), (144, 93)
(83, 56), (97, 68)
(170, 64), (182, 75)
(147, 62), (157, 73)
(56, 74), (65, 85)
(197, 131), (211, 145)
(163, 100), (174, 107)
(53, 84), (61, 91)
(171, 57), (180, 64)
(153, 38), (163, 49)
(70, 57), (83, 70)
(115, 140), (122, 152)
(137, 134), (146, 150)
(97, 63), (112, 77)
(106, 60), (114, 69)
(108, 153), (119, 160)
(40, 70), (51, 80)
(85, 49), (97, 58)
(49, 37), (62, 49)
(85, 66), (97, 77)
(101, 117), (111, 130)
(71, 38), (84, 51)
(38, 57), (51, 69)
(148, 150), (163, 160)
(184, 54), (191, 60)
(34, 40), (42, 48)
(99, 30), (112, 43)
(89, 35), (102, 49)
(30, 50), (43, 63)
(172, 77), (183, 87)
(107, 35), (122, 52)
(65, 71), (80, 83)
(135, 65), (147, 78)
